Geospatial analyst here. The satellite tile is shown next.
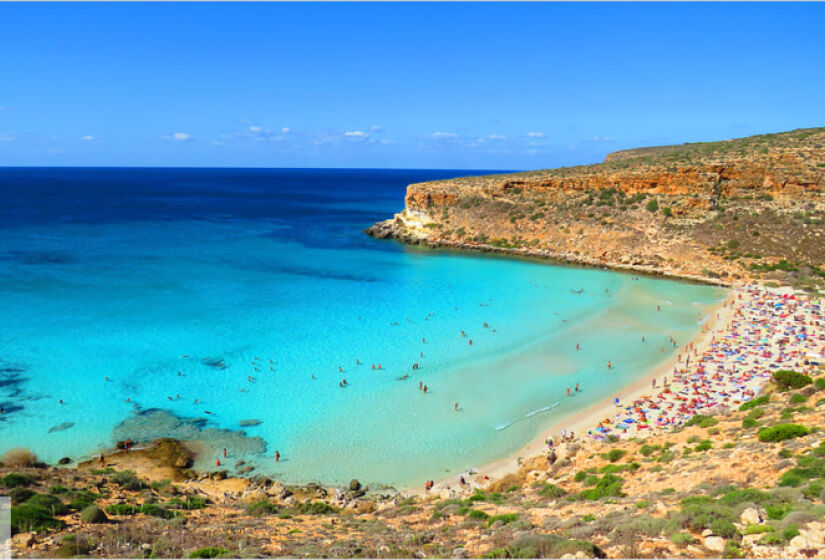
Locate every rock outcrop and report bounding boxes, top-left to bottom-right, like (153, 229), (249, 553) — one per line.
(368, 127), (825, 287)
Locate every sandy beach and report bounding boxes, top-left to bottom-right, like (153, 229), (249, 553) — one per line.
(415, 282), (824, 497)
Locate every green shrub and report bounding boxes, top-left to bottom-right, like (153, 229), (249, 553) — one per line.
(783, 526), (800, 541)
(739, 396), (769, 411)
(25, 493), (68, 515)
(639, 444), (660, 457)
(483, 534), (603, 559)
(538, 483), (566, 498)
(68, 491), (99, 511)
(292, 501), (337, 515)
(790, 394), (808, 404)
(80, 505), (108, 523)
(105, 503), (140, 516)
(9, 487), (36, 505)
(670, 533), (695, 545)
(662, 207), (673, 217)
(758, 424), (810, 442)
(695, 440), (713, 452)
(606, 449), (626, 463)
(1, 473), (34, 488)
(49, 485), (72, 495)
(189, 547), (227, 559)
(112, 470), (144, 491)
(246, 500), (279, 516)
(576, 474), (624, 500)
(742, 417), (759, 429)
(468, 509), (490, 520)
(573, 470), (588, 483)
(487, 513), (519, 527)
(139, 503), (178, 519)
(773, 370), (812, 390)
(646, 200), (659, 212)
(815, 378), (825, 390)
(684, 414), (717, 428)
(10, 504), (65, 534)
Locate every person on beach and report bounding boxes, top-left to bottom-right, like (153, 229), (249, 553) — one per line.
(576, 342), (580, 351)
(223, 448), (227, 458)
(275, 450), (280, 462)
(454, 402), (459, 411)
(607, 361), (612, 369)
(575, 383), (579, 392)
(419, 381), (423, 390)
(469, 339), (473, 346)
(566, 387), (571, 397)
(423, 385), (428, 393)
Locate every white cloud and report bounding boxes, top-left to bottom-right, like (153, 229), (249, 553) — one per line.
(0, 132), (15, 141)
(281, 127), (291, 134)
(211, 140), (227, 146)
(344, 130), (367, 137)
(526, 131), (545, 138)
(488, 134), (506, 140)
(591, 136), (614, 143)
(166, 132), (192, 142)
(249, 126), (262, 132)
(431, 131), (458, 139)
(380, 139), (396, 145)
(369, 125), (382, 132)
(81, 135), (95, 141)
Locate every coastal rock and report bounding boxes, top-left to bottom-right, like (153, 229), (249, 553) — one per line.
(12, 533), (36, 548)
(741, 507), (762, 525)
(703, 536), (726, 552)
(58, 457), (72, 465)
(349, 479), (361, 491)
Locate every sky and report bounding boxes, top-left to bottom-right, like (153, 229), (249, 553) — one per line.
(0, 2), (823, 169)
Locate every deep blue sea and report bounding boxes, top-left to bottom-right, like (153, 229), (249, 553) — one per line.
(0, 168), (725, 487)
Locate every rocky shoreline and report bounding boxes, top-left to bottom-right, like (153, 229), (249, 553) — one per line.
(366, 219), (732, 288)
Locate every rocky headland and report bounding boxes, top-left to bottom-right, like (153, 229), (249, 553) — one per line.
(368, 127), (825, 289)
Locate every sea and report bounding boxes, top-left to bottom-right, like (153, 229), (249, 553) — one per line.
(0, 167), (726, 488)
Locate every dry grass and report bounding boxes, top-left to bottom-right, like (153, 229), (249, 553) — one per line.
(1, 447), (38, 468)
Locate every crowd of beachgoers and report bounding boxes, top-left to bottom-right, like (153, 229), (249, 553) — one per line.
(579, 284), (823, 442)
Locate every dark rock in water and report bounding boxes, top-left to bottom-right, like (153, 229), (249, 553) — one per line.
(349, 479), (361, 491)
(47, 422), (74, 433)
(239, 419), (263, 427)
(58, 457), (72, 465)
(235, 460), (246, 468)
(238, 465), (255, 474)
(201, 357), (229, 370)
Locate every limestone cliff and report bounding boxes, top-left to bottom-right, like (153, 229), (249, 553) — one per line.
(368, 127), (825, 287)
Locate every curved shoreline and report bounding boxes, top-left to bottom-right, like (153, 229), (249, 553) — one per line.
(405, 286), (735, 496)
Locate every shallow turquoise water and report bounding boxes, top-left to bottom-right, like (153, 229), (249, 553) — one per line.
(0, 168), (725, 488)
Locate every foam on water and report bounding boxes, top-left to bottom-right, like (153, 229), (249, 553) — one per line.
(0, 168), (726, 488)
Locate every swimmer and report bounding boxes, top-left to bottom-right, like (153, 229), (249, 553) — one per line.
(566, 387), (571, 397)
(575, 383), (579, 392)
(419, 381), (423, 390)
(338, 366), (343, 373)
(469, 339), (472, 346)
(215, 459), (221, 467)
(576, 342), (580, 351)
(454, 402), (458, 411)
(461, 330), (465, 337)
(607, 361), (612, 369)
(275, 450), (280, 462)
(223, 448), (227, 458)
(423, 385), (428, 393)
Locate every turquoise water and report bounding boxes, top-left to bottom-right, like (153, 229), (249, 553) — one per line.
(0, 168), (725, 488)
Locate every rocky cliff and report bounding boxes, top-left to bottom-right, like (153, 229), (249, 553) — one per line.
(368, 127), (825, 287)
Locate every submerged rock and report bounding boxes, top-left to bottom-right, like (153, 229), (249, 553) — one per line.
(47, 422), (75, 433)
(239, 419), (263, 427)
(58, 457), (72, 465)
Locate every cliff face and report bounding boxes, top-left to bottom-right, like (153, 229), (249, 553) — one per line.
(368, 127), (825, 287)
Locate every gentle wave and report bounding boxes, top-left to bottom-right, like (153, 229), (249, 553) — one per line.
(495, 401), (560, 431)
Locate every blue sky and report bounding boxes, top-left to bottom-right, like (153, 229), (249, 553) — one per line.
(1, 2), (823, 169)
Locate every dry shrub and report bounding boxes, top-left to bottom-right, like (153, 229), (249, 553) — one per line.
(1, 448), (38, 468)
